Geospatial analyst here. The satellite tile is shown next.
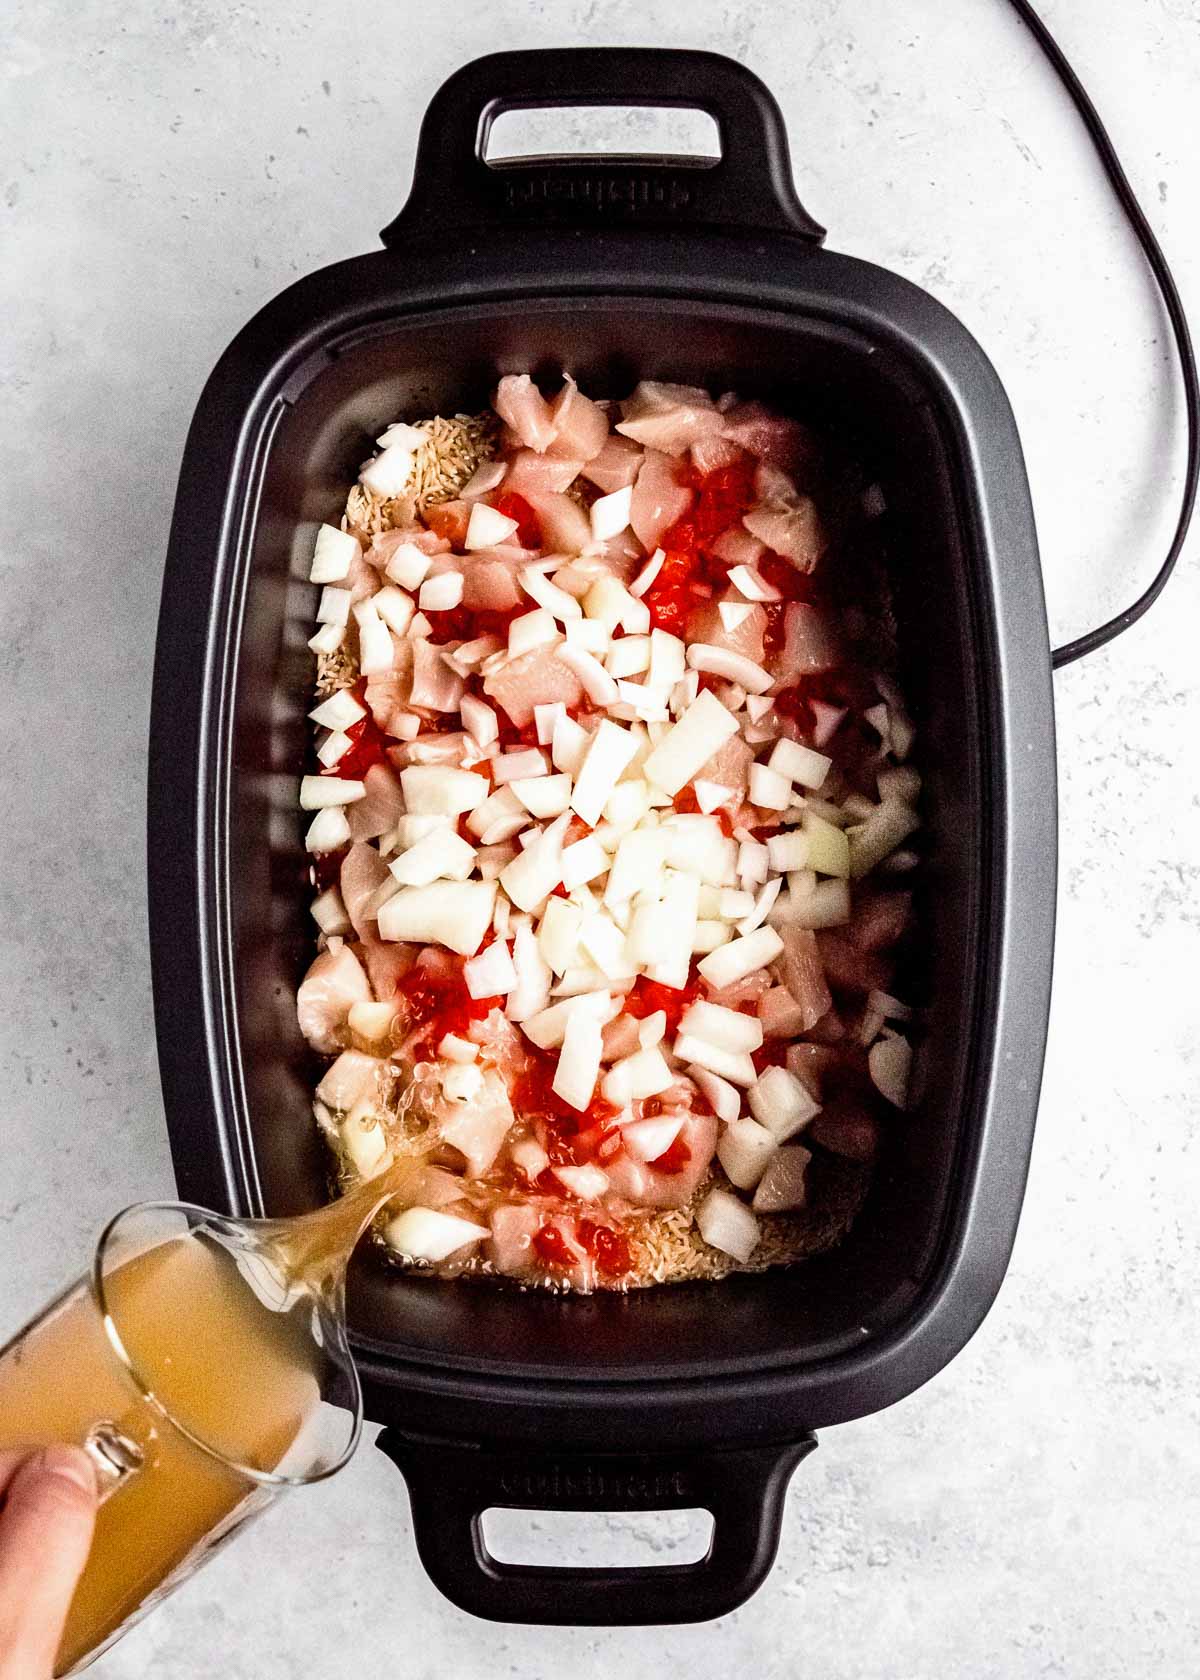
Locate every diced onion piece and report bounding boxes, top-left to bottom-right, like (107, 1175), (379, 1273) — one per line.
(521, 566), (582, 621)
(737, 876), (781, 936)
(752, 1144), (812, 1212)
(389, 827), (477, 887)
(316, 730), (351, 769)
(693, 779), (732, 815)
(561, 835), (608, 890)
(465, 502), (520, 550)
(316, 586), (352, 627)
(693, 920), (730, 953)
(385, 542), (433, 590)
(847, 800), (921, 878)
(718, 886), (755, 919)
(384, 1207), (489, 1263)
(810, 700), (846, 747)
(558, 642), (620, 708)
(533, 702), (566, 747)
(311, 884), (352, 935)
(438, 1032), (479, 1062)
(641, 869), (702, 990)
(409, 611), (433, 638)
(697, 924), (784, 990)
(621, 1115), (685, 1163)
(680, 999), (763, 1053)
(606, 635), (652, 679)
(582, 574), (632, 634)
(564, 617), (611, 655)
(368, 586), (413, 638)
(463, 939), (518, 999)
(601, 1046), (674, 1105)
(377, 880), (497, 955)
(308, 622), (345, 655)
(460, 693), (499, 748)
(629, 548), (667, 597)
(505, 922), (553, 1022)
(375, 421), (426, 452)
(506, 608), (560, 658)
(718, 601), (756, 634)
(538, 897), (583, 977)
(770, 878), (851, 930)
(744, 694), (774, 723)
(309, 524), (359, 583)
(553, 1162), (610, 1201)
(717, 1118), (778, 1190)
(305, 807), (352, 852)
(804, 812), (850, 877)
(626, 896), (673, 967)
(512, 774), (572, 818)
(603, 778), (651, 831)
(604, 828), (665, 907)
(510, 1137), (550, 1180)
(877, 765), (921, 806)
(643, 690), (739, 795)
(748, 1065), (820, 1141)
(553, 1008), (604, 1111)
(685, 643), (773, 695)
(551, 712), (590, 776)
(868, 989), (912, 1022)
(647, 628), (686, 693)
(523, 991), (616, 1050)
(869, 1034), (912, 1108)
(748, 762), (790, 810)
(768, 738), (832, 789)
(737, 839), (770, 886)
(400, 766), (489, 816)
(726, 564), (781, 603)
(349, 1000), (398, 1044)
(571, 720), (639, 825)
(500, 812), (571, 911)
(358, 613), (395, 675)
(590, 485), (634, 541)
(300, 775), (365, 810)
(695, 1187), (760, 1262)
(579, 912), (632, 980)
(767, 830), (808, 873)
(673, 1033), (756, 1087)
(419, 571), (464, 611)
(361, 442), (417, 498)
(460, 458), (508, 498)
(689, 1066), (741, 1124)
(638, 1010), (667, 1049)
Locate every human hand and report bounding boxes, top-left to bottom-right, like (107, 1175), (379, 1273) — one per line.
(0, 1449), (96, 1680)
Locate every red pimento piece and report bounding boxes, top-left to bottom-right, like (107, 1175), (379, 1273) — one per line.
(394, 955), (498, 1050)
(672, 784), (734, 838)
(532, 1223), (577, 1269)
(622, 969), (703, 1034)
(751, 1041), (789, 1075)
(491, 490), (542, 550)
(576, 1219), (633, 1278)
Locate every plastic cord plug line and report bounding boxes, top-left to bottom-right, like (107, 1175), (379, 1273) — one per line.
(1001, 0), (1198, 669)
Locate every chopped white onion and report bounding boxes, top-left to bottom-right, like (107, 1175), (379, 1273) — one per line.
(629, 548), (667, 597)
(311, 885), (352, 935)
(638, 1010), (667, 1049)
(748, 762), (791, 810)
(647, 629), (686, 693)
(506, 608), (560, 658)
(691, 779), (730, 816)
(717, 1118), (777, 1190)
(520, 565), (583, 621)
(419, 571), (464, 611)
(589, 485), (634, 541)
(688, 1066), (742, 1124)
(695, 1187), (760, 1262)
(554, 1162), (611, 1201)
(361, 442), (417, 499)
(564, 617), (611, 655)
(438, 1032), (479, 1062)
(752, 1144), (812, 1212)
(300, 775), (366, 810)
(869, 1034), (912, 1109)
(384, 542), (434, 591)
(389, 827), (476, 887)
(511, 774), (572, 818)
(465, 502), (520, 550)
(308, 622), (345, 655)
(316, 730), (351, 769)
(460, 458), (508, 498)
(400, 765), (489, 816)
(358, 613), (395, 676)
(604, 828), (666, 907)
(601, 1047), (674, 1105)
(460, 693), (499, 748)
(560, 834), (609, 890)
(805, 812), (850, 877)
(505, 922), (553, 1022)
(737, 838), (770, 886)
(606, 635), (652, 679)
(558, 641), (620, 708)
(679, 1000), (763, 1054)
(384, 1207), (489, 1263)
(377, 879), (497, 955)
(310, 523), (359, 583)
(748, 1065), (820, 1141)
(768, 737), (832, 789)
(685, 643), (773, 695)
(621, 1115), (685, 1163)
(571, 719), (639, 825)
(349, 1000), (398, 1043)
(642, 869), (701, 990)
(375, 421), (426, 452)
(737, 876), (782, 936)
(305, 804), (352, 854)
(697, 924), (784, 989)
(552, 1007), (604, 1111)
(726, 564), (781, 603)
(847, 800), (920, 878)
(499, 811), (570, 911)
(744, 694), (774, 723)
(538, 897), (583, 976)
(463, 940), (518, 999)
(673, 1032), (757, 1087)
(369, 586), (414, 638)
(316, 585), (352, 627)
(769, 878), (851, 930)
(717, 600), (756, 634)
(642, 690), (739, 795)
(551, 712), (590, 776)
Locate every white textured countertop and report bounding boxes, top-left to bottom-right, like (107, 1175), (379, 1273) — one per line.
(2, 1), (1198, 1674)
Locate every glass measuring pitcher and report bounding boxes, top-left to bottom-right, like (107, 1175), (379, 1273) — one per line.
(0, 1189), (389, 1676)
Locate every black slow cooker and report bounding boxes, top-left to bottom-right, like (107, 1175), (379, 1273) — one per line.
(149, 49), (1057, 1625)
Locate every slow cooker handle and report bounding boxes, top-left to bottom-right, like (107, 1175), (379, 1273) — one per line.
(377, 1430), (815, 1624)
(381, 49), (825, 245)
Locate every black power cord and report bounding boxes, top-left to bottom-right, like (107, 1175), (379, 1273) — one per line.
(1002, 0), (1198, 669)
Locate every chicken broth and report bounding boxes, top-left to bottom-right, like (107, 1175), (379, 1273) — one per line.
(297, 380), (919, 1291)
(0, 1235), (321, 1674)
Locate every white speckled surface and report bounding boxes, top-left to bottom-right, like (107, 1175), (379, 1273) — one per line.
(3, 2), (1199, 1674)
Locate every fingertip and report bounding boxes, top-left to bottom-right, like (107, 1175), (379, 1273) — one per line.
(36, 1445), (98, 1503)
(8, 1444), (98, 1520)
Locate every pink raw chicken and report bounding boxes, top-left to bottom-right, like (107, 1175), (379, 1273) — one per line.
(483, 646), (584, 729)
(849, 892), (912, 953)
(615, 381), (724, 456)
(522, 490), (591, 556)
(436, 1069), (515, 1178)
(355, 933), (414, 1002)
(409, 639), (465, 711)
(697, 732), (754, 796)
(493, 374), (558, 453)
(461, 558), (523, 613)
(487, 1202), (545, 1276)
(630, 449), (693, 552)
(689, 433), (744, 474)
(709, 526), (766, 569)
(363, 656), (414, 737)
(340, 842), (392, 939)
(686, 597), (767, 664)
(347, 762), (404, 842)
(546, 377), (609, 462)
(344, 546), (381, 603)
(296, 943), (371, 1054)
(364, 527), (450, 572)
(581, 434), (644, 494)
(770, 601), (841, 678)
(504, 449), (586, 498)
(743, 496), (826, 573)
(720, 401), (818, 478)
(604, 1109), (718, 1210)
(778, 926), (832, 1030)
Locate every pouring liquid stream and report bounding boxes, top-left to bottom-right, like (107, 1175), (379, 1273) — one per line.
(0, 1162), (416, 1674)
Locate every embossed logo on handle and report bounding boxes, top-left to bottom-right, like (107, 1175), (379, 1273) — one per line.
(500, 172), (695, 216)
(493, 1459), (693, 1505)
